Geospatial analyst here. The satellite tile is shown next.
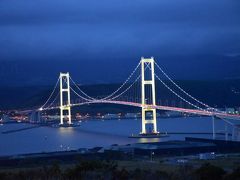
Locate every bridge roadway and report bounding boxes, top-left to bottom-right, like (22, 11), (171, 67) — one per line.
(41, 100), (240, 120)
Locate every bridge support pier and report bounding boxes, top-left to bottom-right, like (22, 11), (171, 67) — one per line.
(212, 116), (216, 139)
(60, 72), (72, 125)
(225, 122), (228, 141)
(30, 111), (41, 123)
(232, 126), (235, 141)
(141, 57), (158, 134)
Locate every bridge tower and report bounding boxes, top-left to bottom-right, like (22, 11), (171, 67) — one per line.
(60, 72), (72, 125)
(141, 57), (158, 134)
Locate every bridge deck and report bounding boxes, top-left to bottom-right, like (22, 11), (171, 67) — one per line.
(38, 100), (240, 120)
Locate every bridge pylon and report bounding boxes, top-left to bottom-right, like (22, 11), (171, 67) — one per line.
(141, 57), (158, 134)
(60, 72), (72, 125)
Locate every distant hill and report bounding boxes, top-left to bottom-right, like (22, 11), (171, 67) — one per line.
(0, 79), (240, 112)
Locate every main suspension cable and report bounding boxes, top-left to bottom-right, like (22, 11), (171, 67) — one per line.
(154, 61), (211, 109)
(101, 61), (141, 100)
(109, 62), (150, 101)
(40, 77), (60, 109)
(70, 86), (93, 102)
(69, 76), (96, 100)
(154, 72), (204, 110)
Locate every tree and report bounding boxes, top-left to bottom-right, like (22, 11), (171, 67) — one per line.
(195, 163), (225, 180)
(224, 167), (240, 180)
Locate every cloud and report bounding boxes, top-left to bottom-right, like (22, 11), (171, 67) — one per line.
(0, 0), (239, 27)
(224, 53), (240, 58)
(0, 0), (240, 84)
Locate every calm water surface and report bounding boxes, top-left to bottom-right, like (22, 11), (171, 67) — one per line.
(0, 117), (227, 156)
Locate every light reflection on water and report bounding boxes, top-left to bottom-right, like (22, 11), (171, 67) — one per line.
(0, 117), (228, 156)
(59, 127), (74, 133)
(138, 138), (163, 143)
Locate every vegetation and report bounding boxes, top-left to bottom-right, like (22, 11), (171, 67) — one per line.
(195, 163), (226, 180)
(1, 160), (240, 180)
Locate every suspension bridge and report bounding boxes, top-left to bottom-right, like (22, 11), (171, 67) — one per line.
(36, 57), (240, 138)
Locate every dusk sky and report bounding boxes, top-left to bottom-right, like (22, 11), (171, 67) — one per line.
(0, 0), (240, 85)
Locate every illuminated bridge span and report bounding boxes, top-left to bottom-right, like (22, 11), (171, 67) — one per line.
(38, 57), (240, 137)
(43, 100), (240, 119)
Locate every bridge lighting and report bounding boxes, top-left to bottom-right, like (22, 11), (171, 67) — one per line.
(141, 57), (158, 134)
(37, 57), (240, 131)
(59, 72), (72, 125)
